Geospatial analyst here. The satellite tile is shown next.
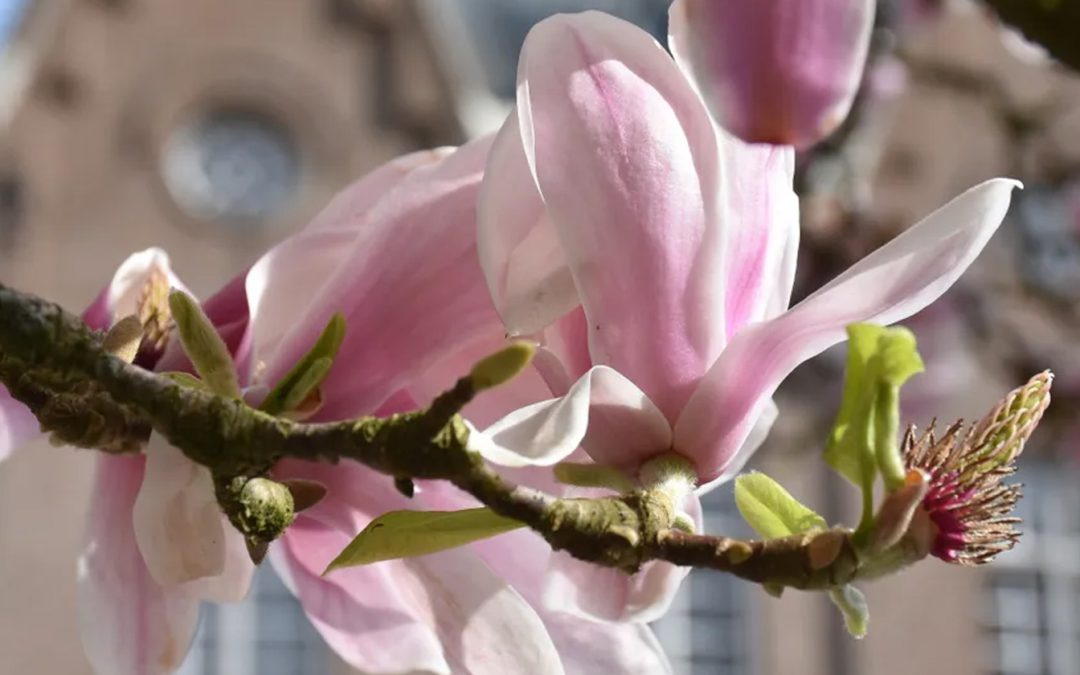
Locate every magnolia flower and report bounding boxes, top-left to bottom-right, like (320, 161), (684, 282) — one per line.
(0, 249), (256, 674)
(669, 0), (876, 148)
(470, 10), (1019, 621)
(0, 135), (673, 672)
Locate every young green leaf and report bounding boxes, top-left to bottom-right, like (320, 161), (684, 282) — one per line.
(325, 508), (525, 573)
(824, 323), (885, 491)
(260, 313), (346, 416)
(168, 290), (240, 399)
(734, 472), (826, 539)
(829, 584), (870, 638)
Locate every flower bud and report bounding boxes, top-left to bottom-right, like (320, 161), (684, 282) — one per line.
(670, 0), (875, 149)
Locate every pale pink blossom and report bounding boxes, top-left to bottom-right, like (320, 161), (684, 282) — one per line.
(669, 0), (876, 148)
(469, 10), (1019, 621)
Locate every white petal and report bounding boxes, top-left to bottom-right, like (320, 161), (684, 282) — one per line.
(133, 434), (228, 586)
(468, 366), (672, 470)
(676, 178), (1021, 482)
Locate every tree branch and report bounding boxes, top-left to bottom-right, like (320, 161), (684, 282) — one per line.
(0, 283), (925, 589)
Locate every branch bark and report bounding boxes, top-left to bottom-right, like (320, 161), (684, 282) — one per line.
(0, 283), (924, 589)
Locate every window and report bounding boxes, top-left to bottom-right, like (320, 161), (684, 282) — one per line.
(653, 485), (756, 675)
(162, 107), (302, 226)
(983, 462), (1080, 675)
(177, 566), (330, 675)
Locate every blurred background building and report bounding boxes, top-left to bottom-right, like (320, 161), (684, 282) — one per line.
(1, 0), (1079, 674)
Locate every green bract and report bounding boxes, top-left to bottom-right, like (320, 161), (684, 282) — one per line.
(168, 290), (241, 399)
(260, 313), (346, 417)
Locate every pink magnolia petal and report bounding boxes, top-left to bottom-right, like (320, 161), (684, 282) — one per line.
(0, 386), (39, 462)
(418, 482), (674, 675)
(543, 492), (702, 622)
(272, 522), (451, 675)
(468, 366), (672, 469)
(257, 136), (504, 421)
(133, 434), (227, 586)
(532, 307), (593, 397)
(668, 14), (801, 334)
(543, 614), (673, 675)
(84, 248), (188, 330)
(275, 456), (564, 675)
(305, 147), (454, 233)
(478, 108), (578, 335)
(676, 179), (1021, 482)
(515, 11), (723, 420)
(670, 0), (875, 149)
(78, 454), (200, 675)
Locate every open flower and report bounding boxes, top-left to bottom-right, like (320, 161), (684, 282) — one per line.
(669, 0), (876, 148)
(469, 10), (1019, 620)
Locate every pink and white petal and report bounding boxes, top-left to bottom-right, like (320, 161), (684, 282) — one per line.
(305, 147), (454, 233)
(245, 147), (460, 385)
(543, 492), (702, 622)
(714, 136), (799, 337)
(668, 18), (802, 334)
(272, 522), (451, 675)
(696, 398), (779, 495)
(468, 366), (671, 470)
(676, 179), (1021, 482)
(543, 614), (673, 675)
(478, 109), (578, 335)
(533, 307), (593, 397)
(280, 515), (564, 674)
(133, 435), (227, 586)
(0, 386), (39, 462)
(260, 136), (504, 421)
(669, 0), (875, 149)
(187, 523), (255, 604)
(78, 454), (200, 675)
(516, 12), (722, 420)
(85, 248), (188, 330)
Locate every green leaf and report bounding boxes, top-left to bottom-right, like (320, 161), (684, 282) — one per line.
(168, 291), (240, 398)
(734, 472), (826, 539)
(824, 324), (885, 490)
(829, 585), (870, 639)
(824, 324), (925, 531)
(325, 508), (525, 572)
(261, 314), (346, 416)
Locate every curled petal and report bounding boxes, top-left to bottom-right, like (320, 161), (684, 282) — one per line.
(676, 179), (1021, 482)
(78, 455), (200, 675)
(513, 11), (723, 419)
(468, 366), (672, 469)
(670, 0), (875, 148)
(132, 435), (229, 586)
(84, 248), (187, 330)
